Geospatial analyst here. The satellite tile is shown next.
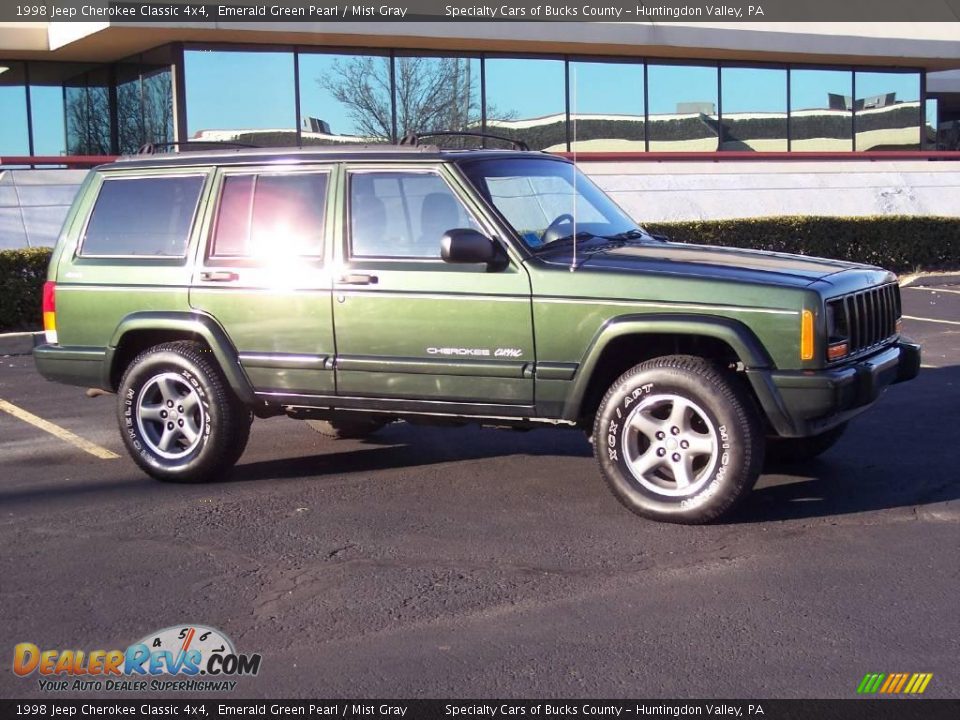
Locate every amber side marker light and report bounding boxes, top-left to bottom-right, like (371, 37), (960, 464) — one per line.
(800, 309), (815, 361)
(827, 342), (849, 362)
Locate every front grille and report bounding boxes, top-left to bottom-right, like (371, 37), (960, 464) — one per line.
(829, 283), (901, 357)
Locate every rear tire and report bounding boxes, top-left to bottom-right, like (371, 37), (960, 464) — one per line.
(306, 418), (387, 439)
(766, 423), (847, 465)
(117, 341), (250, 483)
(593, 355), (764, 524)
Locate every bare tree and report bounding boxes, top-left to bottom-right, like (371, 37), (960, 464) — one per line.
(319, 56), (504, 145)
(66, 70), (173, 155)
(65, 84), (111, 155)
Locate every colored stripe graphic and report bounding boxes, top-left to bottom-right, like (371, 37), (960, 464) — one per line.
(857, 672), (932, 694)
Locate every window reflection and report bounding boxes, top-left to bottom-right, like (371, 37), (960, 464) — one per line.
(27, 63), (70, 157)
(299, 52), (392, 144)
(720, 66), (787, 151)
(924, 98), (938, 149)
(569, 60), (645, 151)
(65, 67), (112, 155)
(0, 63), (30, 155)
(790, 69), (853, 151)
(854, 71), (920, 150)
(485, 58), (565, 151)
(394, 55), (482, 147)
(647, 64), (719, 151)
(185, 49), (295, 147)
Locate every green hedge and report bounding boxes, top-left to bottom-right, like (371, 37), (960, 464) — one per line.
(644, 216), (960, 274)
(0, 247), (52, 332)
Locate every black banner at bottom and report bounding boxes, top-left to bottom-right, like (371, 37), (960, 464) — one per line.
(1, 700), (958, 720)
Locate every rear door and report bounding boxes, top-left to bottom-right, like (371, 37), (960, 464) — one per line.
(189, 164), (337, 396)
(331, 163), (534, 408)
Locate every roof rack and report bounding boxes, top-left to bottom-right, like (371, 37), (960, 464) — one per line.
(136, 140), (261, 154)
(399, 131), (529, 152)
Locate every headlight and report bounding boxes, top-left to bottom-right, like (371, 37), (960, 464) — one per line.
(825, 299), (850, 361)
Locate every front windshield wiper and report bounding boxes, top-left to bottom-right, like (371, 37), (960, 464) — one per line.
(535, 228), (649, 252)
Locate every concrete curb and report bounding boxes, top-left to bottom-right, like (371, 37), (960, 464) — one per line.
(0, 331), (41, 357)
(899, 271), (960, 288)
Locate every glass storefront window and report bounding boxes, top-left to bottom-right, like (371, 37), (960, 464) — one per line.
(65, 67), (112, 155)
(647, 64), (719, 151)
(924, 98), (939, 149)
(394, 55), (482, 147)
(569, 60), (645, 152)
(299, 51), (392, 144)
(484, 57), (566, 151)
(26, 63), (69, 157)
(854, 71), (920, 150)
(185, 49), (296, 147)
(790, 68), (853, 151)
(720, 66), (787, 152)
(0, 63), (30, 155)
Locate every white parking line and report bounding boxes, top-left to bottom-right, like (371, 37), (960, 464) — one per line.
(0, 398), (119, 460)
(902, 315), (960, 327)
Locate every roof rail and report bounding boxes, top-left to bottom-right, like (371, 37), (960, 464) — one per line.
(136, 140), (261, 154)
(399, 130), (529, 152)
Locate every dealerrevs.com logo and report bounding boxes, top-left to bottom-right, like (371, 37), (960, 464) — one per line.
(13, 624), (261, 692)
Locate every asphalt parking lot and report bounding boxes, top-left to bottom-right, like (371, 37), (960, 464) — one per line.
(1, 280), (958, 700)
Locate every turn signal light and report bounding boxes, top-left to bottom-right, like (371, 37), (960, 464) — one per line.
(42, 281), (57, 344)
(827, 342), (849, 362)
(800, 309), (814, 361)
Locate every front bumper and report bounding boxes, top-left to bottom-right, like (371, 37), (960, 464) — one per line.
(748, 340), (921, 438)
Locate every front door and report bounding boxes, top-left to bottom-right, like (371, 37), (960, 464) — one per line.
(332, 165), (534, 409)
(190, 165), (337, 396)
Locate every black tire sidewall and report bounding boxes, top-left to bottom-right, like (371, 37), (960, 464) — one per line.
(119, 349), (220, 479)
(595, 363), (755, 522)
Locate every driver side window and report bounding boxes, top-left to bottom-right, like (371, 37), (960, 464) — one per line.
(349, 171), (480, 258)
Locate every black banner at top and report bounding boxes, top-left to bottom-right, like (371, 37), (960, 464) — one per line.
(1, 700), (960, 720)
(3, 0), (960, 22)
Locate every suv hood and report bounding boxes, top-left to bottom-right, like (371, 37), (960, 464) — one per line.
(555, 241), (867, 288)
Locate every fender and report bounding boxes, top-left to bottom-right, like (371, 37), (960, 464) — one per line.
(561, 313), (778, 421)
(103, 311), (257, 405)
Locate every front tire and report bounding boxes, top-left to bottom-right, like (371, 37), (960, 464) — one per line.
(593, 355), (764, 524)
(118, 341), (250, 483)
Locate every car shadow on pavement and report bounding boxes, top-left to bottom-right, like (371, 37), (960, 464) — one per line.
(732, 364), (960, 523)
(228, 423), (594, 485)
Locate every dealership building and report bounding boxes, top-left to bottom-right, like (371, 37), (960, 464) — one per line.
(1, 20), (959, 248)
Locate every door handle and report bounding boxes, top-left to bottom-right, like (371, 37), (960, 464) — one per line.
(200, 271), (239, 282)
(338, 273), (378, 285)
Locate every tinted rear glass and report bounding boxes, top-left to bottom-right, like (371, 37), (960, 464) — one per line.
(81, 175), (204, 257)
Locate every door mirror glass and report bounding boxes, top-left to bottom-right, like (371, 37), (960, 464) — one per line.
(441, 229), (498, 264)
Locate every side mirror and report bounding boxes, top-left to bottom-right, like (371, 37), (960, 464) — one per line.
(441, 228), (499, 264)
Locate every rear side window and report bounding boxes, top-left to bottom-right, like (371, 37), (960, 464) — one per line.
(81, 175), (204, 257)
(211, 172), (328, 258)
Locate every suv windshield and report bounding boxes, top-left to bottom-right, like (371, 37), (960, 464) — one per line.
(459, 157), (644, 250)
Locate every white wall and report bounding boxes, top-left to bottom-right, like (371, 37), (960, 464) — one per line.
(583, 160), (960, 222)
(0, 162), (958, 250)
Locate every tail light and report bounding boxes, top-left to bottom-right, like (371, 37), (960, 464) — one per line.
(42, 281), (57, 344)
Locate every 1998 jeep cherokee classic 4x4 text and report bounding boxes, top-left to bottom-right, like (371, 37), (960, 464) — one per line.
(35, 143), (920, 523)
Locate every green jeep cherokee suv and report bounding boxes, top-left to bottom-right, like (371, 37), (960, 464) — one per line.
(35, 143), (920, 524)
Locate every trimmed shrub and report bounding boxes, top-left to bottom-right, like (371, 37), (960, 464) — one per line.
(643, 216), (960, 274)
(0, 247), (52, 332)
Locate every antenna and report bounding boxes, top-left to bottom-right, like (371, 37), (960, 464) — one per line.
(570, 67), (578, 272)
